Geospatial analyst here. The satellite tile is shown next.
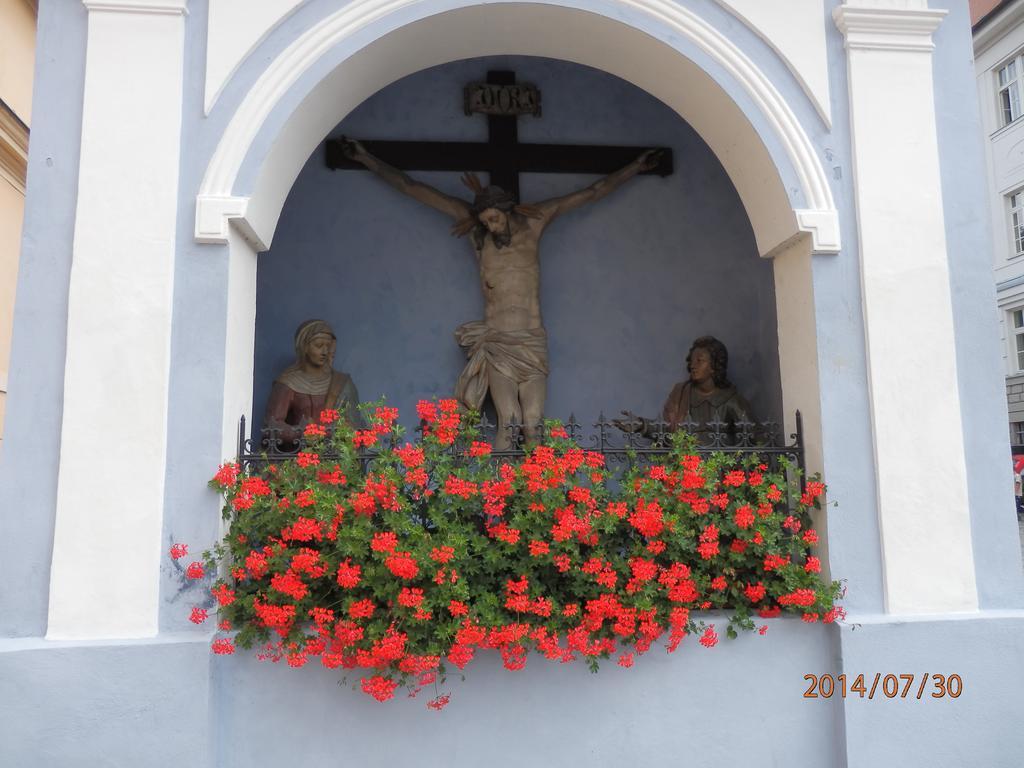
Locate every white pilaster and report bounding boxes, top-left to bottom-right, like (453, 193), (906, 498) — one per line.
(834, 1), (978, 614)
(221, 227), (258, 462)
(773, 238), (831, 575)
(47, 0), (187, 638)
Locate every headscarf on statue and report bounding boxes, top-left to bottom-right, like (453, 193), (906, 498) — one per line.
(275, 319), (350, 407)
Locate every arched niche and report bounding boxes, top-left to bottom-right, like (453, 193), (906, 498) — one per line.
(193, 1), (831, 490)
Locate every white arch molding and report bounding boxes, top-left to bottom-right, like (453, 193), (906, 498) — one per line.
(197, 0), (832, 485)
(196, 0), (839, 255)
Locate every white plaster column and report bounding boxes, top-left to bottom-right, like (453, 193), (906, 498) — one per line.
(47, 0), (188, 639)
(220, 227), (258, 462)
(772, 238), (830, 570)
(834, 0), (978, 614)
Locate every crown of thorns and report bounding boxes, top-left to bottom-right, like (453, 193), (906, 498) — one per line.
(459, 173), (516, 212)
(450, 173), (542, 237)
(473, 186), (517, 213)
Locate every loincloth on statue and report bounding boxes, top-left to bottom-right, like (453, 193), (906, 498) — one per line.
(453, 321), (549, 411)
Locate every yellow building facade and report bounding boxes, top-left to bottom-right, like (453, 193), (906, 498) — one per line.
(0, 0), (36, 444)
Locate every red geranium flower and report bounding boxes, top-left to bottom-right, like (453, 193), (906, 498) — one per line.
(361, 675), (398, 702)
(427, 694), (451, 711)
(348, 599), (376, 619)
(211, 583), (236, 606)
(336, 559), (361, 589)
(699, 626), (718, 648)
(385, 552), (419, 580)
(185, 562), (204, 579)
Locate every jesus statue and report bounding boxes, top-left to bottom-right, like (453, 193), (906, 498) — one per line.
(342, 138), (661, 449)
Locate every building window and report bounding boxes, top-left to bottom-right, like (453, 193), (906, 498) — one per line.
(1011, 309), (1024, 372)
(1011, 192), (1024, 256)
(1013, 422), (1024, 447)
(999, 56), (1024, 126)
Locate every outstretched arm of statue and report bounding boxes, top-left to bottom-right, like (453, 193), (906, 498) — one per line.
(535, 149), (663, 222)
(341, 137), (472, 221)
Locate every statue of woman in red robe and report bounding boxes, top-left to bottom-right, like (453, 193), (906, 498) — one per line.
(263, 319), (361, 448)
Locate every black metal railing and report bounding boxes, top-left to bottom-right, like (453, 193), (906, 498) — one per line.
(236, 411), (805, 488)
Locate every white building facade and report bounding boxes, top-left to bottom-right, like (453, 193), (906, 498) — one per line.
(0, 1), (1022, 765)
(975, 0), (1024, 452)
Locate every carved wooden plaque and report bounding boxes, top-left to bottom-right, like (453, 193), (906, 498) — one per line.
(464, 81), (542, 117)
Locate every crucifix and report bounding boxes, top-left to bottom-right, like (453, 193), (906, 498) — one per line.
(327, 71), (673, 450)
(325, 70), (673, 200)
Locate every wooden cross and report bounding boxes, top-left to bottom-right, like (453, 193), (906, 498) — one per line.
(325, 70), (673, 202)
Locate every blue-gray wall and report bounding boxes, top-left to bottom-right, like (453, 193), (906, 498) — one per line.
(0, 0), (87, 637)
(0, 620), (844, 768)
(931, 0), (1024, 607)
(253, 57), (781, 438)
